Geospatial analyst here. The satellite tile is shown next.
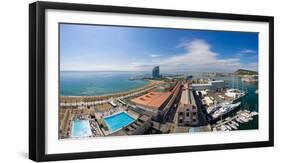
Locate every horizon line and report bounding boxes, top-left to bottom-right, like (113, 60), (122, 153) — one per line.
(59, 70), (253, 73)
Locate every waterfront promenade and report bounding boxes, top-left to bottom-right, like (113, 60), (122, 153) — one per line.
(60, 81), (159, 107)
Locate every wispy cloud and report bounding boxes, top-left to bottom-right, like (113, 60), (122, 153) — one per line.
(240, 49), (257, 54)
(132, 39), (250, 72)
(235, 49), (258, 60)
(160, 39), (243, 72)
(149, 54), (161, 58)
(62, 39), (258, 72)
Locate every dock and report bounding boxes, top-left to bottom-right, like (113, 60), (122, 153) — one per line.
(212, 110), (258, 131)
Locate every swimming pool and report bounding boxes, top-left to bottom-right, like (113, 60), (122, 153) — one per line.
(71, 120), (92, 138)
(104, 112), (135, 132)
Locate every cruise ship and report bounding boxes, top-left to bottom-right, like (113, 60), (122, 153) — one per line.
(211, 102), (241, 120)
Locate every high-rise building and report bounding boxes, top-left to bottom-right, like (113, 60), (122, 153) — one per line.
(152, 66), (160, 79)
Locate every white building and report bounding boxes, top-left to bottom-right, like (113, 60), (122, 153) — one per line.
(191, 80), (225, 91)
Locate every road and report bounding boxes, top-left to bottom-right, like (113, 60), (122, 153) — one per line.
(192, 90), (208, 126)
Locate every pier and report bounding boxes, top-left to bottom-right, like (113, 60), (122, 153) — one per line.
(212, 110), (258, 131)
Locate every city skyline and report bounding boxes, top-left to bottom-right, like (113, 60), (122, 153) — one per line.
(60, 23), (258, 73)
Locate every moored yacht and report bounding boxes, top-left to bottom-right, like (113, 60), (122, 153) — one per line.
(225, 89), (246, 98)
(207, 101), (230, 114)
(211, 102), (241, 120)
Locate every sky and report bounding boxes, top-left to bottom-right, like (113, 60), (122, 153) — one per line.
(60, 23), (258, 73)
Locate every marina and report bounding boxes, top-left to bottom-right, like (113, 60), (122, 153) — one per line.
(212, 110), (258, 131)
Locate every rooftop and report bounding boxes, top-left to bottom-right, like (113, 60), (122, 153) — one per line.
(211, 80), (224, 83)
(180, 83), (196, 106)
(131, 91), (171, 110)
(191, 80), (224, 86)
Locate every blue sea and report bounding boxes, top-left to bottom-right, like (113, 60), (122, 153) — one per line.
(60, 71), (149, 96)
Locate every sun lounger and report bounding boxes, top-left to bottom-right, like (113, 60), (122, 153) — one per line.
(131, 123), (139, 129)
(135, 121), (143, 126)
(127, 126), (135, 131)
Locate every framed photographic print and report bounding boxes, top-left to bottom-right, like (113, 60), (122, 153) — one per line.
(29, 1), (274, 162)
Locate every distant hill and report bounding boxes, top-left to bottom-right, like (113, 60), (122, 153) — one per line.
(234, 69), (258, 75)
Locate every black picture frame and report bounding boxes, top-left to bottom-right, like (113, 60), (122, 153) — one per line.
(29, 1), (274, 162)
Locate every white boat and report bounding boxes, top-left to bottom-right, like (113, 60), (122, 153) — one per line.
(218, 95), (225, 99)
(245, 110), (251, 113)
(243, 118), (250, 122)
(225, 117), (231, 121)
(207, 101), (230, 114)
(220, 125), (228, 131)
(236, 117), (243, 123)
(232, 121), (239, 127)
(239, 116), (249, 123)
(225, 125), (232, 130)
(211, 102), (241, 119)
(229, 122), (238, 130)
(207, 105), (221, 114)
(225, 89), (245, 98)
(251, 111), (258, 116)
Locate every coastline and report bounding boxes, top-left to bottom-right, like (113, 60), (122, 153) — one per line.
(60, 80), (160, 103)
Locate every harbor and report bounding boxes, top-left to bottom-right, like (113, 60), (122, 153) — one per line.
(212, 110), (258, 131)
(192, 73), (259, 131)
